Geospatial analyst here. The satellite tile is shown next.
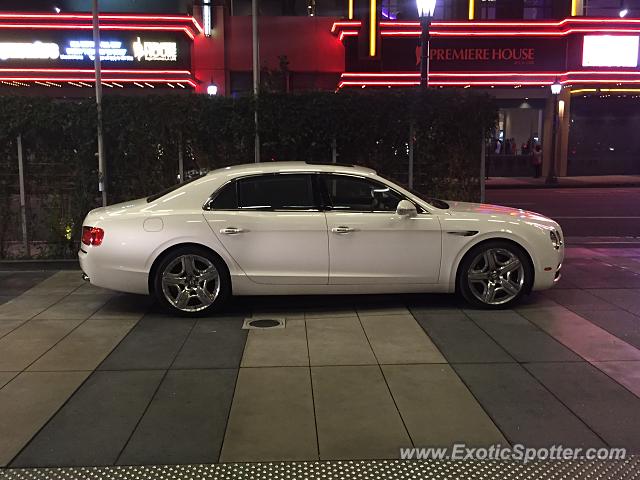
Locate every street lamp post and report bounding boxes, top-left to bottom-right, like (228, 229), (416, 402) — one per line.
(546, 79), (562, 185)
(416, 0), (436, 88)
(92, 0), (107, 207)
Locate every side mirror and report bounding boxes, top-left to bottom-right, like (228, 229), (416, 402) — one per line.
(396, 200), (417, 217)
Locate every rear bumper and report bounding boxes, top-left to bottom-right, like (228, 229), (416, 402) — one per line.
(78, 248), (149, 295)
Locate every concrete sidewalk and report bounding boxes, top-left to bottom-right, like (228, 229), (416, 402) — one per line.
(486, 175), (640, 189)
(1, 245), (640, 469)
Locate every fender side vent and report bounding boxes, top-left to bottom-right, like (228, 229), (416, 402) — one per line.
(446, 230), (479, 237)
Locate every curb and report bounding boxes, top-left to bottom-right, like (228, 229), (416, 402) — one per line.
(0, 259), (80, 271)
(486, 182), (640, 189)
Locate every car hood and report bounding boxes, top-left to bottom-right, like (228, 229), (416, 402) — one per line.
(444, 200), (559, 226)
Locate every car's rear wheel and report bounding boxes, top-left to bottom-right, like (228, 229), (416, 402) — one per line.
(154, 246), (230, 316)
(457, 240), (532, 308)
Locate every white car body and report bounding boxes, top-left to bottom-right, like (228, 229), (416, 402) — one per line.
(79, 162), (563, 300)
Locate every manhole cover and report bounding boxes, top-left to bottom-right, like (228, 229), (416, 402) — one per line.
(242, 317), (286, 330)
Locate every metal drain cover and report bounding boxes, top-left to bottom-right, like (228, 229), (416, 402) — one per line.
(243, 317), (286, 330)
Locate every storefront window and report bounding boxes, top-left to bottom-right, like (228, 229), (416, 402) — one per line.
(584, 0), (640, 17)
(478, 0), (553, 19)
(231, 0), (345, 16)
(568, 96), (640, 175)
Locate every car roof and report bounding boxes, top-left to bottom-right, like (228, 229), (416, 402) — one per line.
(207, 161), (377, 177)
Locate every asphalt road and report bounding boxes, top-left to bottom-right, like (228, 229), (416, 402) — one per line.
(485, 187), (640, 238)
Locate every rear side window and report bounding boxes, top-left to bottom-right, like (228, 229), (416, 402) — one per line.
(208, 182), (238, 209)
(238, 174), (316, 210)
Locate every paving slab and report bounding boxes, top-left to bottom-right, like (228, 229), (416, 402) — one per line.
(251, 310), (305, 320)
(519, 306), (640, 362)
(71, 283), (118, 296)
(0, 295), (68, 321)
(312, 365), (412, 460)
(453, 363), (606, 449)
(574, 309), (640, 349)
(0, 319), (27, 340)
(0, 318), (86, 371)
(0, 371), (89, 467)
(593, 361), (640, 398)
(33, 293), (113, 320)
(89, 294), (153, 321)
(99, 315), (195, 370)
(541, 288), (616, 311)
(20, 271), (84, 296)
(411, 311), (513, 363)
(173, 317), (247, 369)
(356, 306), (410, 316)
(511, 294), (560, 310)
(0, 271), (55, 297)
(11, 370), (164, 467)
(220, 366), (317, 462)
(464, 310), (582, 362)
(587, 289), (640, 316)
(382, 364), (507, 448)
(28, 318), (139, 372)
(305, 309), (358, 319)
(0, 371), (17, 388)
(118, 369), (238, 465)
(306, 316), (377, 366)
(241, 319), (308, 367)
(359, 314), (446, 364)
(525, 362), (640, 452)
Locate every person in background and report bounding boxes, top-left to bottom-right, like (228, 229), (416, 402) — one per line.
(532, 144), (543, 178)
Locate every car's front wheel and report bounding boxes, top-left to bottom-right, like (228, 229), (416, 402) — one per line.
(457, 240), (532, 308)
(154, 246), (230, 316)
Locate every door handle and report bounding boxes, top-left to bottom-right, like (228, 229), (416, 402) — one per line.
(220, 227), (244, 235)
(331, 226), (355, 234)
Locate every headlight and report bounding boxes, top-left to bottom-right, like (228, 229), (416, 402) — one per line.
(550, 230), (562, 250)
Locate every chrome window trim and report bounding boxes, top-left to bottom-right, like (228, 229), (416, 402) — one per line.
(202, 172), (321, 212)
(320, 173), (429, 215)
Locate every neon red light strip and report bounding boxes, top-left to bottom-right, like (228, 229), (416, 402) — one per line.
(381, 27), (640, 37)
(0, 68), (192, 74)
(339, 30), (358, 41)
(339, 79), (640, 88)
(0, 12), (203, 32)
(0, 12), (195, 21)
(0, 23), (195, 39)
(379, 18), (640, 28)
(0, 76), (197, 87)
(342, 71), (640, 78)
(331, 20), (362, 32)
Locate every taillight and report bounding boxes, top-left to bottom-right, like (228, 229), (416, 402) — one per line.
(82, 226), (104, 246)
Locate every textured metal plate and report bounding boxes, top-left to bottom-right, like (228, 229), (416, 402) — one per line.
(3, 458), (640, 480)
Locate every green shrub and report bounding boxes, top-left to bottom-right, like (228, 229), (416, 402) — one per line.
(0, 90), (496, 258)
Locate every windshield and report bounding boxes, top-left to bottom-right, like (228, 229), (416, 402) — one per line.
(146, 175), (203, 203)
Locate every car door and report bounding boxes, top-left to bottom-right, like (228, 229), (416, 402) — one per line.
(203, 173), (329, 285)
(321, 173), (442, 284)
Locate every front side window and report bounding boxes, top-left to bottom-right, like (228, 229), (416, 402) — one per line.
(237, 174), (316, 210)
(321, 174), (404, 212)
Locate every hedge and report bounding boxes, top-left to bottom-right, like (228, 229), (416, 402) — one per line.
(0, 89), (496, 258)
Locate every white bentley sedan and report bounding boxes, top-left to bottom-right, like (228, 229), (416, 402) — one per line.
(79, 162), (563, 315)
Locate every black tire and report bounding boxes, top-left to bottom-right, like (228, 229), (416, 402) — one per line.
(457, 240), (533, 309)
(153, 245), (231, 317)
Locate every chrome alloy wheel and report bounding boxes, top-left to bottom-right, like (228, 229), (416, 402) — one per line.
(467, 248), (525, 306)
(161, 254), (220, 312)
